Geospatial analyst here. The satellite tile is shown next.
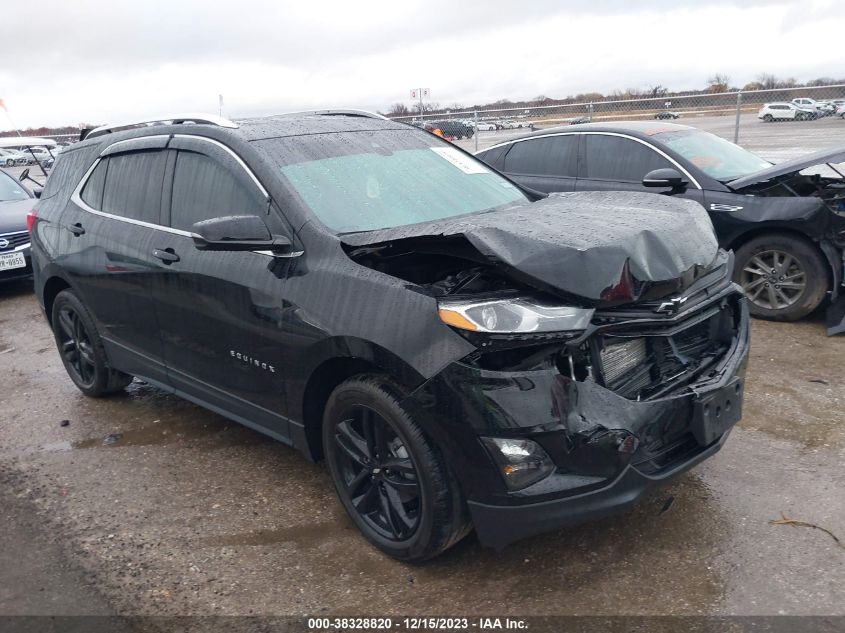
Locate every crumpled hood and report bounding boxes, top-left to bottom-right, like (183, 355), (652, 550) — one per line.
(342, 191), (719, 302)
(0, 199), (32, 235)
(727, 146), (845, 190)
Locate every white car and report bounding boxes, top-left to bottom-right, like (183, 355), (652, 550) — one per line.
(758, 102), (814, 122)
(791, 97), (834, 117)
(0, 148), (28, 167)
(501, 120), (533, 129)
(476, 121), (497, 131)
(829, 99), (845, 117)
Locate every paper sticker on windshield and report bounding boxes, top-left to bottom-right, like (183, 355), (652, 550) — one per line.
(430, 146), (490, 174)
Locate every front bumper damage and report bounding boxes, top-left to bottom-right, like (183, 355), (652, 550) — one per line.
(402, 282), (750, 550)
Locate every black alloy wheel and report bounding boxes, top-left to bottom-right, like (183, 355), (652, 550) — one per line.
(332, 404), (421, 541)
(51, 289), (133, 396)
(323, 376), (470, 561)
(55, 304), (97, 389)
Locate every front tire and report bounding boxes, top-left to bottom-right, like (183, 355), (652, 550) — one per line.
(733, 234), (828, 321)
(763, 114), (773, 122)
(51, 290), (134, 396)
(323, 376), (470, 561)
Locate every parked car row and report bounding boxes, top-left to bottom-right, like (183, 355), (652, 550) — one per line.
(758, 97), (845, 122)
(411, 118), (534, 133)
(0, 142), (63, 166)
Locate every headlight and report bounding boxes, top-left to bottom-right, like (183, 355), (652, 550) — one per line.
(438, 297), (594, 333)
(481, 437), (556, 491)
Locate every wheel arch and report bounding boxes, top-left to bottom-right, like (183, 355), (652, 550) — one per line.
(296, 337), (428, 461)
(41, 275), (73, 327)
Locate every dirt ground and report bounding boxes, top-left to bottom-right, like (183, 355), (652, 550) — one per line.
(0, 278), (843, 621)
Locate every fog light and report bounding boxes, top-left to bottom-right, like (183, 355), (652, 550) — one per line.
(481, 437), (555, 491)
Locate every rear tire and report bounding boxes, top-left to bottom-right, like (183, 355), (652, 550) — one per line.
(323, 375), (470, 561)
(733, 234), (828, 321)
(51, 290), (134, 397)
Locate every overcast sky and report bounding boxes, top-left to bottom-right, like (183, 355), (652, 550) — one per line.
(1, 0), (844, 130)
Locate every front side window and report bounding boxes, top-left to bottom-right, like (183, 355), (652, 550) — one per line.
(0, 170), (29, 201)
(254, 130), (527, 233)
(169, 151), (266, 231)
(503, 135), (578, 177)
(101, 150), (168, 223)
(653, 129), (771, 181)
(583, 135), (672, 182)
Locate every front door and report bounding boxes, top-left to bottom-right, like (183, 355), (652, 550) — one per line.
(149, 136), (300, 440)
(575, 133), (705, 207)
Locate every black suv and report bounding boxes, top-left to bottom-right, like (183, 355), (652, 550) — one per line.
(476, 122), (845, 332)
(31, 112), (749, 560)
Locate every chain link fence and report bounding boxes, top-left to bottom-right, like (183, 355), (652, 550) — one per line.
(389, 84), (845, 160)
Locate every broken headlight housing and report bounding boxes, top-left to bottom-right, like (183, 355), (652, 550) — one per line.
(481, 437), (556, 491)
(438, 297), (594, 333)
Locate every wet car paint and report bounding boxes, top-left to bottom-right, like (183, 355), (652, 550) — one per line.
(29, 115), (749, 553)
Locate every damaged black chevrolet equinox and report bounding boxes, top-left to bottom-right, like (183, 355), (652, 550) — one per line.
(31, 112), (749, 560)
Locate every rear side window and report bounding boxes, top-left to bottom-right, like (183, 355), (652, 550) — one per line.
(584, 135), (672, 182)
(169, 151), (266, 231)
(101, 150), (167, 223)
(80, 159), (107, 209)
(42, 145), (100, 201)
(503, 136), (578, 177)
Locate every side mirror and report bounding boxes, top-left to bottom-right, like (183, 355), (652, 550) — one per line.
(191, 215), (293, 253)
(643, 168), (688, 190)
(19, 168), (30, 181)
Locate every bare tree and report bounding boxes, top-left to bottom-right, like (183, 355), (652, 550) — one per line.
(707, 73), (731, 92)
(647, 84), (668, 98)
(386, 103), (411, 117)
(756, 73), (779, 90)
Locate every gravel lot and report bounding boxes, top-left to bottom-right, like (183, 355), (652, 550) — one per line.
(1, 112), (844, 625)
(1, 284), (844, 621)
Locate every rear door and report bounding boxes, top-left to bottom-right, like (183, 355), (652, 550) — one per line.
(499, 134), (579, 193)
(148, 135), (299, 440)
(575, 133), (705, 206)
(62, 140), (170, 381)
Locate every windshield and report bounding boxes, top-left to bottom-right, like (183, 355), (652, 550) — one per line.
(254, 129), (527, 233)
(0, 170), (29, 202)
(653, 129), (772, 181)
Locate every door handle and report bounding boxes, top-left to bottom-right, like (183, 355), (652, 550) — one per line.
(68, 222), (85, 236)
(152, 248), (180, 264)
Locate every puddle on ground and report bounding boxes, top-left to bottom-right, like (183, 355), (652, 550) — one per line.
(40, 415), (268, 452)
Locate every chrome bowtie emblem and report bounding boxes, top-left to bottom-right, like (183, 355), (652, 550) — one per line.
(655, 296), (688, 314)
(0, 238), (9, 249)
